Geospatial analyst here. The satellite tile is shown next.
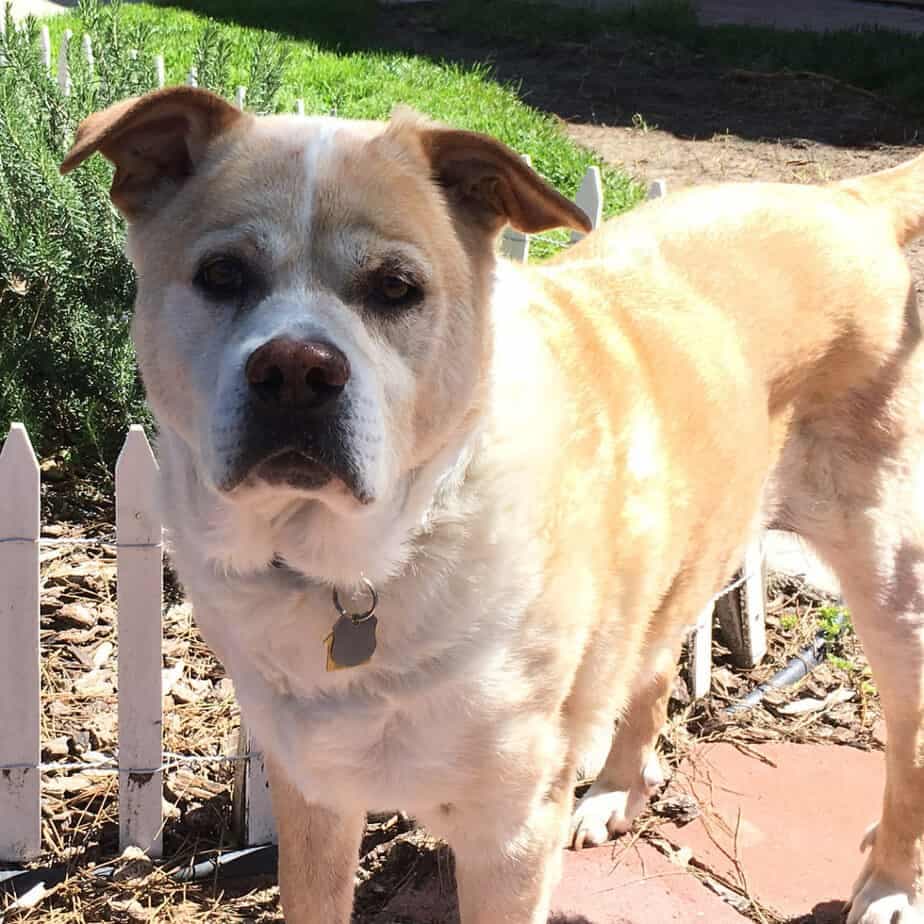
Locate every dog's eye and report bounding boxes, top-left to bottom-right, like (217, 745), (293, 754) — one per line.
(381, 276), (410, 302)
(195, 257), (247, 299)
(369, 272), (422, 311)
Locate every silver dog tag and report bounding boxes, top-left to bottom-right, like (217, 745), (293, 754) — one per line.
(325, 614), (378, 671)
(325, 580), (378, 672)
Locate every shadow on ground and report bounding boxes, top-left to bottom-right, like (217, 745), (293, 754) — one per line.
(160, 0), (921, 148)
(369, 6), (921, 148)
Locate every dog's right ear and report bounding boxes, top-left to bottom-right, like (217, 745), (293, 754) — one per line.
(60, 86), (246, 220)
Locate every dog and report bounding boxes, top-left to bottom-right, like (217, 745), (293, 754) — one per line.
(61, 86), (924, 924)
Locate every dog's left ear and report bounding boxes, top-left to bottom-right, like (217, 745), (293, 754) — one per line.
(395, 110), (592, 236)
(60, 86), (246, 219)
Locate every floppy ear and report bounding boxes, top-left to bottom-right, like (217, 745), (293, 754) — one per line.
(60, 86), (246, 219)
(399, 112), (592, 236)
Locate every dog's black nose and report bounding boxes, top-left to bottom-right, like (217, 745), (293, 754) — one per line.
(246, 338), (350, 410)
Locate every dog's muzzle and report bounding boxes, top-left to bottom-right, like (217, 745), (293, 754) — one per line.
(219, 336), (367, 501)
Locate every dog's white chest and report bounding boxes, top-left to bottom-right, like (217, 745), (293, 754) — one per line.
(195, 578), (534, 815)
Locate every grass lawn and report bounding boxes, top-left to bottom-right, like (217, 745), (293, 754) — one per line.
(44, 1), (643, 256)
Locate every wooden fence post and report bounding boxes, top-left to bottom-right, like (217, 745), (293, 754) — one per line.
(715, 537), (768, 668)
(234, 725), (277, 846)
(571, 165), (603, 242)
(117, 426), (164, 858)
(81, 34), (93, 75)
(0, 424), (41, 861)
(38, 25), (51, 74)
(689, 603), (714, 699)
(57, 29), (72, 96)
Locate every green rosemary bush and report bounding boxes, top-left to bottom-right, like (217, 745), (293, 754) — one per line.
(0, 0), (288, 472)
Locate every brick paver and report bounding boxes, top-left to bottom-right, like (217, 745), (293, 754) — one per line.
(660, 742), (884, 922)
(551, 840), (748, 923)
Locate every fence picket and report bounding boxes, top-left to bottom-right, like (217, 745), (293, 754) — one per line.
(715, 538), (768, 668)
(82, 34), (93, 74)
(116, 426), (164, 858)
(187, 66), (198, 88)
(690, 603), (714, 699)
(295, 98), (305, 116)
(57, 29), (72, 96)
(236, 86), (247, 109)
(0, 425), (41, 861)
(234, 725), (277, 845)
(154, 55), (165, 89)
(38, 24), (51, 73)
(742, 539), (768, 664)
(571, 165), (603, 242)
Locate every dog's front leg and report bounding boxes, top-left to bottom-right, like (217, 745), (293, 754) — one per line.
(446, 771), (575, 924)
(266, 759), (364, 924)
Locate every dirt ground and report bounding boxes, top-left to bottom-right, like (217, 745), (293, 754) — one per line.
(3, 11), (920, 924)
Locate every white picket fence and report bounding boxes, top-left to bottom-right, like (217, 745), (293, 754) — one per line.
(0, 26), (767, 868)
(0, 425), (274, 864)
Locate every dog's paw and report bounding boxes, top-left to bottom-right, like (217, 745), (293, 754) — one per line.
(569, 753), (664, 850)
(570, 789), (633, 849)
(847, 884), (923, 924)
(847, 824), (924, 924)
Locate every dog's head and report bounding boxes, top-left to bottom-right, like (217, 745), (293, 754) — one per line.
(62, 88), (589, 573)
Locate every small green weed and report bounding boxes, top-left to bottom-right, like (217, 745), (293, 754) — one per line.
(818, 605), (851, 642)
(827, 653), (855, 673)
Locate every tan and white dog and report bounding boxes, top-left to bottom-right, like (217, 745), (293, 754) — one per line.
(62, 86), (924, 924)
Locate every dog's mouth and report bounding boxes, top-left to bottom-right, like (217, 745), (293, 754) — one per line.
(255, 449), (334, 491)
(221, 445), (372, 505)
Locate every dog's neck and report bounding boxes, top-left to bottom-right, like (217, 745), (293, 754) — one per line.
(156, 413), (483, 592)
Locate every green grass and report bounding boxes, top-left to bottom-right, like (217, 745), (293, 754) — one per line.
(46, 3), (643, 232)
(437, 0), (924, 114)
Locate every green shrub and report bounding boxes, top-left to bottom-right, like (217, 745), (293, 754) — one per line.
(0, 0), (288, 473)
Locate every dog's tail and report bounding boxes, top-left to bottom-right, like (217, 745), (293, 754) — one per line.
(836, 152), (924, 246)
